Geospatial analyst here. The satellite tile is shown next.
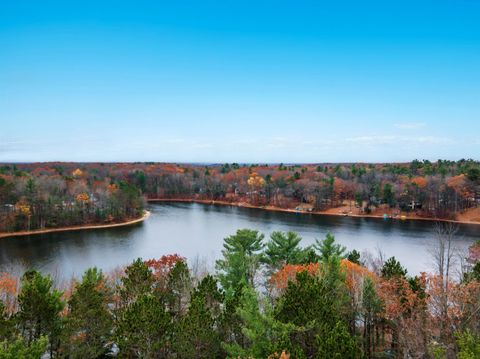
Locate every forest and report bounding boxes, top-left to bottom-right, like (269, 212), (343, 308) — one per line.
(0, 227), (479, 358)
(1, 159), (479, 234)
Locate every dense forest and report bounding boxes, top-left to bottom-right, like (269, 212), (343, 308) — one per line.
(1, 160), (480, 233)
(0, 227), (479, 358)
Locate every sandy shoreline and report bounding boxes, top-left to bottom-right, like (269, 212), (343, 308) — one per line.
(0, 210), (151, 239)
(147, 198), (480, 226)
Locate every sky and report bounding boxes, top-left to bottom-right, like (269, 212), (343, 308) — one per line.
(1, 1), (479, 163)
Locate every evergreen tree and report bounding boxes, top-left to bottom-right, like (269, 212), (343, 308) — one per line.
(275, 257), (350, 357)
(456, 330), (480, 359)
(63, 268), (113, 358)
(116, 294), (171, 358)
(16, 270), (64, 355)
(173, 276), (223, 358)
(263, 231), (305, 274)
(383, 183), (395, 207)
(381, 257), (407, 279)
(316, 321), (361, 359)
(120, 258), (154, 304)
(215, 229), (265, 294)
(0, 336), (48, 359)
(223, 284), (295, 359)
(219, 283), (246, 355)
(347, 249), (361, 265)
(165, 260), (192, 318)
(361, 277), (382, 358)
(0, 302), (13, 342)
(314, 233), (346, 262)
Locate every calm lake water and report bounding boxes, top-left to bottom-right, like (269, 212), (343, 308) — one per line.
(0, 202), (478, 278)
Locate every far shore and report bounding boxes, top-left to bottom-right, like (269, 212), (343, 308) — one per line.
(147, 198), (480, 226)
(1, 198), (478, 240)
(0, 211), (151, 239)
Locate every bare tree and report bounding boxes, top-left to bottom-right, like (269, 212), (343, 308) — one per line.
(431, 222), (459, 283)
(361, 246), (386, 275)
(430, 222), (459, 348)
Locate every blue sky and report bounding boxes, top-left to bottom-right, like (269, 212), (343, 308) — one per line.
(1, 1), (479, 163)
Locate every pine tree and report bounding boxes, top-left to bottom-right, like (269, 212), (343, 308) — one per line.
(381, 257), (407, 279)
(219, 283), (246, 355)
(361, 277), (382, 358)
(116, 294), (171, 358)
(165, 260), (192, 318)
(223, 284), (294, 359)
(63, 268), (113, 358)
(215, 229), (265, 294)
(347, 249), (361, 265)
(120, 258), (154, 304)
(316, 321), (360, 359)
(0, 336), (48, 359)
(314, 233), (346, 262)
(0, 302), (13, 342)
(275, 257), (351, 357)
(263, 231), (306, 274)
(173, 276), (223, 358)
(16, 270), (64, 355)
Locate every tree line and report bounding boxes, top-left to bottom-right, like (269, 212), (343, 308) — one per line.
(1, 159), (479, 233)
(0, 166), (145, 233)
(0, 226), (479, 358)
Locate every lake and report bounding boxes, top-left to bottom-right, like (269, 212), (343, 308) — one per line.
(0, 202), (478, 279)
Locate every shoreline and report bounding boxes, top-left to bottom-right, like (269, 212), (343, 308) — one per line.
(0, 210), (151, 239)
(147, 198), (480, 226)
(1, 198), (478, 240)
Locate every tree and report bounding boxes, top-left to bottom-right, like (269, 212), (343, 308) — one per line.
(116, 294), (171, 358)
(456, 330), (480, 359)
(223, 284), (294, 359)
(275, 258), (350, 358)
(431, 223), (458, 344)
(165, 260), (191, 318)
(16, 270), (64, 355)
(219, 283), (247, 354)
(466, 168), (480, 183)
(314, 233), (346, 263)
(381, 257), (407, 279)
(0, 302), (13, 342)
(173, 276), (223, 358)
(120, 258), (154, 304)
(347, 250), (361, 265)
(0, 336), (48, 359)
(316, 321), (361, 359)
(432, 223), (458, 283)
(215, 229), (265, 294)
(383, 183), (395, 207)
(361, 277), (382, 358)
(63, 268), (113, 358)
(263, 231), (306, 274)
